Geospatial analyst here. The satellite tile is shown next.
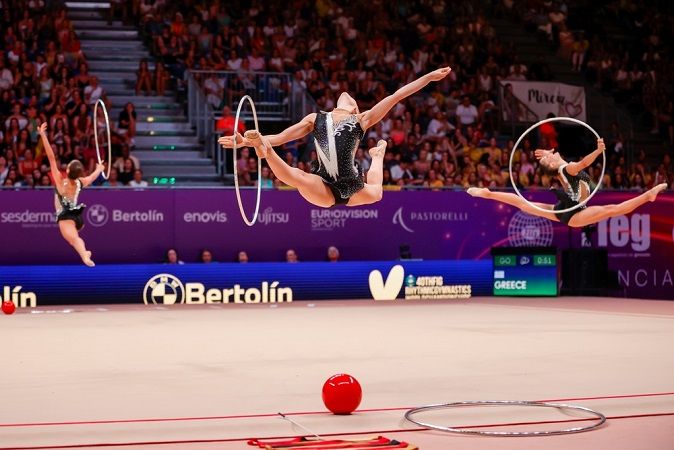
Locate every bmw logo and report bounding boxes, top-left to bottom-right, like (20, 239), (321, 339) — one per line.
(86, 204), (109, 227)
(143, 274), (185, 305)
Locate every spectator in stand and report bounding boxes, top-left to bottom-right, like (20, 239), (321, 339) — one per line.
(50, 118), (72, 155)
(456, 96), (479, 127)
(38, 67), (54, 102)
(327, 246), (340, 263)
(246, 156), (259, 183)
(136, 59), (153, 96)
(519, 151), (535, 183)
(215, 106), (245, 135)
(238, 251), (249, 263)
(256, 166), (274, 188)
(247, 48), (266, 71)
(164, 248), (185, 264)
(389, 119), (407, 146)
(117, 158), (135, 185)
(117, 102), (137, 147)
(539, 113), (559, 149)
(425, 111), (453, 142)
(129, 169), (148, 188)
(4, 169), (18, 187)
(6, 103), (28, 129)
(0, 157), (8, 185)
(39, 173), (52, 187)
(426, 169), (444, 189)
(154, 61), (169, 96)
(84, 76), (104, 105)
(571, 32), (589, 72)
(501, 83), (524, 123)
(204, 73), (223, 108)
(0, 57), (13, 91)
(199, 248), (214, 263)
(18, 149), (39, 177)
(235, 147), (251, 185)
(113, 144), (140, 172)
(285, 249), (298, 263)
(72, 104), (92, 144)
(102, 167), (122, 187)
(75, 63), (92, 88)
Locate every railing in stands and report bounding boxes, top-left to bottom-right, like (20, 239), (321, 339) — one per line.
(497, 82), (539, 138)
(187, 70), (319, 179)
(290, 78), (320, 123)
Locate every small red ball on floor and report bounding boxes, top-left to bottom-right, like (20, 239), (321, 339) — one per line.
(322, 374), (362, 415)
(2, 300), (16, 315)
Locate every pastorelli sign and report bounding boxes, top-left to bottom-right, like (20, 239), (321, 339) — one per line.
(0, 260), (491, 307)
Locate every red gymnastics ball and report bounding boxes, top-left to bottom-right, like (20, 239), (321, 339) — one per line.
(2, 300), (16, 315)
(322, 373), (362, 415)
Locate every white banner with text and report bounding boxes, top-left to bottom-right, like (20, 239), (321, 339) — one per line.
(505, 81), (587, 122)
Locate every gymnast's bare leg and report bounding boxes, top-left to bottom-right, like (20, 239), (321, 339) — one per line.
(245, 130), (335, 208)
(348, 139), (386, 207)
(468, 183), (667, 227)
(567, 183), (667, 227)
(467, 187), (560, 222)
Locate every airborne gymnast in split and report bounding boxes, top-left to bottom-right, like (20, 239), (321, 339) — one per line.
(467, 138), (667, 227)
(219, 67), (452, 208)
(39, 123), (105, 266)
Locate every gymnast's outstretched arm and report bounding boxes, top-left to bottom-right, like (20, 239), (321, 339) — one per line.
(218, 113), (317, 149)
(80, 163), (106, 187)
(38, 122), (63, 187)
(564, 138), (605, 176)
(358, 67), (452, 130)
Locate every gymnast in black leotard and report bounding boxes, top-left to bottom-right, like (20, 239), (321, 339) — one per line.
(219, 67), (452, 208)
(310, 110), (366, 205)
(550, 163), (596, 225)
(38, 123), (105, 266)
(467, 139), (667, 227)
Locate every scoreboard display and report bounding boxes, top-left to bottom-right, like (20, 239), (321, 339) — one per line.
(491, 247), (558, 296)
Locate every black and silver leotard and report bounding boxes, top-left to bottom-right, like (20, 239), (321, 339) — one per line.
(552, 164), (595, 224)
(310, 111), (365, 205)
(55, 179), (86, 230)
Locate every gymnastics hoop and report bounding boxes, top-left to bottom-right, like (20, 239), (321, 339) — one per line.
(93, 99), (112, 180)
(405, 400), (606, 437)
(508, 117), (605, 215)
(232, 95), (262, 226)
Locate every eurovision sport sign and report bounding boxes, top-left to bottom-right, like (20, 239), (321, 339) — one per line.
(0, 189), (672, 299)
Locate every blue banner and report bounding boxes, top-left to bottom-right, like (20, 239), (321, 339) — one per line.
(1, 189), (672, 299)
(0, 260), (491, 307)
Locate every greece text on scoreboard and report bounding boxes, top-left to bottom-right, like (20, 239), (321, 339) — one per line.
(491, 247), (558, 296)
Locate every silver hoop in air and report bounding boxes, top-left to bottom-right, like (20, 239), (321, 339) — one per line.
(405, 400), (606, 436)
(232, 95), (262, 226)
(508, 117), (605, 215)
(93, 99), (112, 180)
